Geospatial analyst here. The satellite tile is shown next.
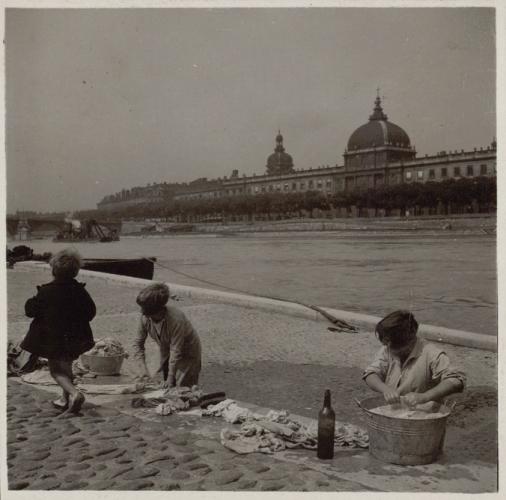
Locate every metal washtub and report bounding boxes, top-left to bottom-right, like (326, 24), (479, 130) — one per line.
(356, 395), (453, 465)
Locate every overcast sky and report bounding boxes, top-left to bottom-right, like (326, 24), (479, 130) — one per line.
(5, 7), (496, 213)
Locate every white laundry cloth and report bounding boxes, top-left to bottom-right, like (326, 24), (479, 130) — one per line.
(202, 399), (260, 424)
(205, 400), (369, 454)
(77, 382), (153, 395)
(21, 369), (56, 386)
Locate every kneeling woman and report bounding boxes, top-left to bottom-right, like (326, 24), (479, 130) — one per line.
(363, 310), (465, 407)
(133, 283), (201, 388)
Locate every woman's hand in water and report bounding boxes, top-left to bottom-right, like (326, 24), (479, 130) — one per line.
(382, 388), (401, 404)
(402, 392), (427, 408)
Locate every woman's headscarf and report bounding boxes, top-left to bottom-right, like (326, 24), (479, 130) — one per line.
(375, 310), (418, 347)
(136, 283), (170, 316)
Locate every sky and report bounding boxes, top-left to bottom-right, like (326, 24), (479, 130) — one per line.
(5, 6), (496, 213)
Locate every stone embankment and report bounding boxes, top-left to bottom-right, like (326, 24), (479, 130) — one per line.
(6, 265), (498, 492)
(122, 214), (496, 236)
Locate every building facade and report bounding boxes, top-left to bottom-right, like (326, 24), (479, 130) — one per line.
(100, 94), (497, 208)
(173, 95), (496, 202)
(97, 182), (178, 211)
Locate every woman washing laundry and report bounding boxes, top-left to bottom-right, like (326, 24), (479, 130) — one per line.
(363, 310), (466, 408)
(21, 248), (96, 414)
(132, 283), (201, 389)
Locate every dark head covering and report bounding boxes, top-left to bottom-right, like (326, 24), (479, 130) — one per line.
(136, 283), (170, 316)
(375, 310), (418, 347)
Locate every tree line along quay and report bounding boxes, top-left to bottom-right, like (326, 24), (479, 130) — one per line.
(74, 176), (496, 223)
(13, 95), (496, 224)
(76, 95), (496, 223)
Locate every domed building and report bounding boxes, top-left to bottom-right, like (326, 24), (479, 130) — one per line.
(266, 130), (294, 176)
(117, 91), (496, 213)
(343, 94), (416, 190)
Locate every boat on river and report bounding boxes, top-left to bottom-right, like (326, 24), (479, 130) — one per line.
(53, 219), (120, 243)
(81, 258), (155, 280)
(7, 245), (155, 280)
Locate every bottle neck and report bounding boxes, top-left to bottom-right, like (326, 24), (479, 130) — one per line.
(323, 389), (331, 408)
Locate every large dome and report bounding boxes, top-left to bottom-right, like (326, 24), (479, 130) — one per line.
(266, 131), (294, 175)
(266, 151), (294, 169)
(347, 96), (411, 151)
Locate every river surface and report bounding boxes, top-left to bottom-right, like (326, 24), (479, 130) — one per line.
(20, 232), (497, 336)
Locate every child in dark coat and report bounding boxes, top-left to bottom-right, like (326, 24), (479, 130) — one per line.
(21, 248), (96, 414)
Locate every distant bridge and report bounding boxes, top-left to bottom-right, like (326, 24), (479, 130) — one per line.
(6, 218), (64, 237)
(6, 218), (121, 237)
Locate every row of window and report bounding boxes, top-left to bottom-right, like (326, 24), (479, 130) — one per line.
(406, 164), (489, 181)
(222, 179), (333, 196)
(254, 179), (333, 193)
(183, 163), (494, 199)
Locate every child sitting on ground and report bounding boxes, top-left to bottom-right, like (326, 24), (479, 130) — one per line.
(363, 310), (465, 407)
(21, 248), (96, 414)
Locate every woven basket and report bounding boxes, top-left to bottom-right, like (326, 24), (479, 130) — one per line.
(80, 354), (125, 375)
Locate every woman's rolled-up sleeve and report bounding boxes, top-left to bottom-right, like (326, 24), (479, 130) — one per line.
(132, 315), (149, 362)
(430, 351), (466, 390)
(167, 319), (186, 386)
(362, 346), (389, 381)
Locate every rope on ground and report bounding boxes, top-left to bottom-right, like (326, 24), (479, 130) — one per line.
(147, 258), (358, 333)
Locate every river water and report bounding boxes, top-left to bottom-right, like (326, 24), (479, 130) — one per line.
(21, 232), (497, 336)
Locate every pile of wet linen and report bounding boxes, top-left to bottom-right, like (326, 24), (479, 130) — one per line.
(83, 338), (128, 357)
(20, 367), (155, 394)
(202, 399), (369, 454)
(131, 386), (226, 415)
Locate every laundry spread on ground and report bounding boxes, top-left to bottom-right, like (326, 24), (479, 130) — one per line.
(221, 426), (286, 454)
(17, 365), (368, 455)
(165, 385), (203, 403)
(21, 368), (56, 386)
(16, 356), (105, 384)
(154, 386), (203, 415)
(7, 341), (46, 377)
(78, 383), (153, 395)
(203, 399), (369, 454)
(17, 367), (219, 410)
(19, 366), (155, 394)
(131, 397), (167, 408)
(202, 398), (260, 423)
(131, 385), (206, 414)
(155, 398), (190, 415)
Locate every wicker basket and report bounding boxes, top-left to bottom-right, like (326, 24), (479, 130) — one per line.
(80, 354), (125, 375)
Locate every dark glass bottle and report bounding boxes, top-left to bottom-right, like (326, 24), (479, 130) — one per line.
(317, 389), (335, 459)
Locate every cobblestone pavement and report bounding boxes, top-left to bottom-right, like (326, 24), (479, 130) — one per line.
(6, 266), (498, 492)
(7, 379), (368, 492)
